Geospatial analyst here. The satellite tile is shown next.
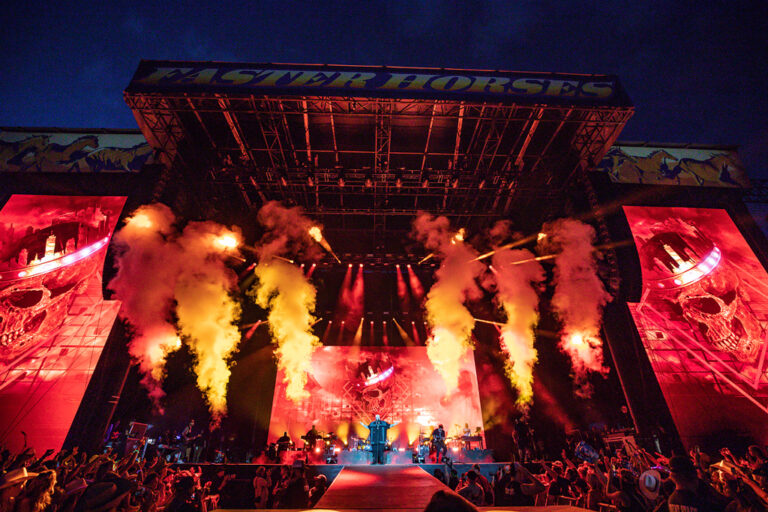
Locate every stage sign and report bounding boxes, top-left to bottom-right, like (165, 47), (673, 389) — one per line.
(268, 346), (485, 448)
(625, 206), (768, 446)
(596, 145), (749, 188)
(0, 195), (126, 452)
(127, 61), (630, 106)
(0, 129), (152, 173)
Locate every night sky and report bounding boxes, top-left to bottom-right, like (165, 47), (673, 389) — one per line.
(2, 1), (766, 176)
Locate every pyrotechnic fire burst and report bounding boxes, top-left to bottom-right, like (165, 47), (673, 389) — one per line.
(215, 233), (239, 249)
(308, 226), (341, 263)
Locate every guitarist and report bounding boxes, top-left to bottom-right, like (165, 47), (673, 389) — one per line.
(431, 424), (447, 463)
(181, 419), (201, 462)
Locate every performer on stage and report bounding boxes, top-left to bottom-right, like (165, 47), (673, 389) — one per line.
(462, 423), (472, 449)
(303, 425), (320, 451)
(359, 414), (400, 465)
(276, 431), (292, 452)
(181, 419), (198, 462)
(431, 424), (447, 463)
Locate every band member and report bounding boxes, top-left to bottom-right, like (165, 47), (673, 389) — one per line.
(277, 431), (292, 452)
(431, 424), (447, 463)
(181, 419), (197, 462)
(359, 414), (400, 465)
(462, 423), (472, 449)
(304, 425), (320, 451)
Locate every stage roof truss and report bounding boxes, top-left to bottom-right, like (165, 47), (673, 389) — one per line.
(125, 90), (633, 233)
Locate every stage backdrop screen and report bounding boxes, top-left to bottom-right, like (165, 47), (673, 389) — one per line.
(0, 195), (126, 452)
(624, 206), (768, 446)
(268, 346), (484, 448)
(596, 146), (749, 188)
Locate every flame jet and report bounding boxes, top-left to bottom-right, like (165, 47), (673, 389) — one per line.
(250, 201), (323, 402)
(411, 214), (484, 393)
(538, 218), (610, 397)
(110, 204), (243, 419)
(491, 247), (545, 410)
(174, 221), (243, 421)
(251, 259), (320, 402)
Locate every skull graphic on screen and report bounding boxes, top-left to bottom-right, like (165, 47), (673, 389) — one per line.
(0, 285), (60, 354)
(676, 271), (762, 363)
(0, 260), (94, 358)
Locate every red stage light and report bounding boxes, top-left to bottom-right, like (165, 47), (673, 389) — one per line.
(348, 263), (353, 268)
(359, 263), (363, 268)
(312, 263), (317, 267)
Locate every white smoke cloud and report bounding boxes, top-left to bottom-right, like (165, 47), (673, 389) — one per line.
(109, 204), (180, 411)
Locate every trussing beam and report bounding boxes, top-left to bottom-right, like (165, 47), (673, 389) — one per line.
(528, 107), (573, 176)
(217, 96), (250, 162)
(250, 97), (288, 169)
(475, 105), (518, 173)
(421, 103), (437, 172)
(328, 100), (340, 165)
(514, 106), (544, 168)
(374, 100), (392, 173)
(277, 99), (300, 167)
(186, 96), (218, 152)
(452, 102), (465, 170)
(302, 99), (312, 164)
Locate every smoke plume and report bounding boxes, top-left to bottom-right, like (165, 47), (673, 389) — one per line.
(251, 202), (321, 402)
(491, 247), (544, 410)
(412, 214), (484, 393)
(109, 204), (180, 409)
(109, 204), (242, 418)
(175, 222), (242, 421)
(539, 218), (610, 397)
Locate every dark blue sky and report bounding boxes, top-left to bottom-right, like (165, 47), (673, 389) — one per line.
(2, 1), (766, 176)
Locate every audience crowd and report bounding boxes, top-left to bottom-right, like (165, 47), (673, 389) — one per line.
(1, 439), (767, 511)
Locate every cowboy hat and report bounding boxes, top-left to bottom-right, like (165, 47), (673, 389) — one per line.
(0, 468), (38, 490)
(638, 469), (661, 501)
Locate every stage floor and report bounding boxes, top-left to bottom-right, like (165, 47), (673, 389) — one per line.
(209, 464), (588, 511)
(316, 464), (448, 509)
(217, 506), (586, 511)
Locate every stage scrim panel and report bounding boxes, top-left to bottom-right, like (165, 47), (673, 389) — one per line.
(268, 346), (484, 448)
(0, 195), (126, 452)
(625, 206), (768, 445)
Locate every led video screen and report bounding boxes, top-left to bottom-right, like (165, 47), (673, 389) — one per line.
(268, 346), (485, 448)
(0, 195), (126, 452)
(624, 206), (768, 445)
